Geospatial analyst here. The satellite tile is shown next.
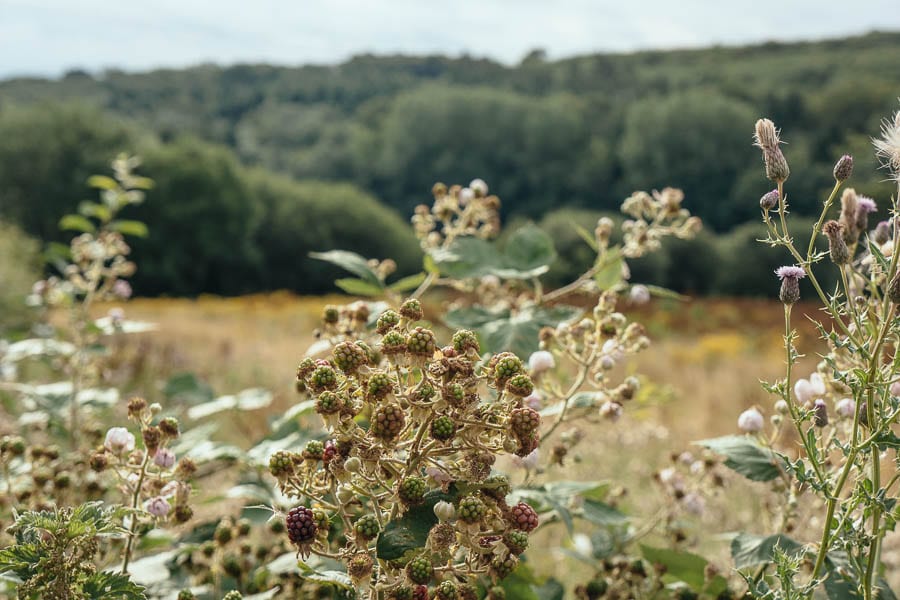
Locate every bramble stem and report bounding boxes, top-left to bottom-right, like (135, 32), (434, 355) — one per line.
(121, 449), (150, 574)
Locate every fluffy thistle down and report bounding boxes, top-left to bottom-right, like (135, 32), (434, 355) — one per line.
(754, 118), (790, 183)
(873, 104), (900, 182)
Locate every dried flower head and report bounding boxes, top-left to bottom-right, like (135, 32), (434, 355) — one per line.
(873, 105), (900, 181)
(754, 118), (790, 183)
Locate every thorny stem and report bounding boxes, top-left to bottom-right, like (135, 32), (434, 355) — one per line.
(121, 448), (151, 574)
(541, 351), (595, 444)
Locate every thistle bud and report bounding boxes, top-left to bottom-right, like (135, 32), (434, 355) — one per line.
(839, 188), (860, 243)
(759, 189), (779, 212)
(754, 118), (790, 183)
(833, 154), (853, 182)
(823, 220), (850, 265)
(813, 399), (829, 428)
(887, 270), (900, 304)
(775, 266), (805, 305)
(855, 197), (877, 234)
(873, 220), (892, 245)
(737, 407), (764, 433)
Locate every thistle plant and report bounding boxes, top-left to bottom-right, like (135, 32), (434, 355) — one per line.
(701, 104), (900, 598)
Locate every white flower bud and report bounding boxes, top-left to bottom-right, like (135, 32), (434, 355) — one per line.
(738, 408), (765, 433)
(528, 350), (555, 374)
(149, 403), (163, 415)
(629, 284), (651, 305)
(104, 427), (136, 454)
(774, 400), (790, 415)
(145, 496), (171, 518)
(836, 397), (856, 419)
(434, 501), (456, 522)
(469, 178), (488, 197)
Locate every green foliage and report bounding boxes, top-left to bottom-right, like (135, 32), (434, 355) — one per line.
(696, 435), (786, 482)
(0, 221), (41, 333)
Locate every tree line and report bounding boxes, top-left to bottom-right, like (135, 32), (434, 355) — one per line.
(0, 32), (898, 296)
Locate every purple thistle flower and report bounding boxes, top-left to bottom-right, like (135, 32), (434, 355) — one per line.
(775, 266), (805, 304)
(857, 197), (877, 213)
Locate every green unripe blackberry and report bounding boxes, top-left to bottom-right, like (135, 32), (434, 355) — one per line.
(509, 407), (541, 437)
(506, 373), (534, 397)
(201, 541), (216, 557)
(491, 353), (523, 382)
(371, 403), (406, 441)
(443, 382), (466, 406)
(435, 581), (459, 600)
(309, 365), (338, 392)
(481, 474), (510, 501)
(223, 592), (243, 600)
(315, 391), (342, 415)
(322, 305), (340, 325)
(430, 415), (457, 442)
(367, 372), (394, 402)
(406, 555), (434, 584)
(406, 327), (437, 357)
(487, 587), (506, 600)
(268, 517), (286, 534)
(1, 435), (26, 457)
(312, 509), (330, 533)
(629, 559), (646, 577)
(381, 331), (406, 355)
(398, 476), (427, 506)
(584, 578), (608, 599)
(490, 554), (518, 579)
(296, 357), (317, 380)
(457, 495), (487, 524)
(412, 382), (436, 402)
(177, 591), (197, 600)
(333, 341), (368, 374)
(452, 329), (480, 354)
(348, 553), (374, 582)
(354, 514), (381, 541)
(459, 584), (478, 600)
(302, 440), (324, 460)
(236, 518), (252, 536)
(215, 521), (234, 545)
(376, 310), (401, 334)
(390, 586), (414, 600)
(222, 553), (242, 577)
(400, 298), (424, 321)
(504, 530), (529, 555)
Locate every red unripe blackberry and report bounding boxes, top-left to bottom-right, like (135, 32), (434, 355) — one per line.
(515, 432), (539, 458)
(506, 373), (534, 397)
(457, 495), (487, 524)
(315, 391), (342, 415)
(381, 331), (406, 355)
(367, 372), (394, 402)
(435, 581), (459, 600)
(509, 407), (540, 437)
(354, 514), (380, 541)
(371, 403), (406, 441)
(286, 506), (317, 545)
(398, 476), (427, 506)
(504, 530), (529, 555)
(452, 329), (480, 354)
(406, 327), (437, 357)
(400, 298), (424, 321)
(406, 555), (434, 584)
(309, 365), (338, 392)
(430, 415), (457, 442)
(333, 341), (368, 374)
(508, 502), (539, 532)
(412, 585), (429, 600)
(376, 310), (401, 334)
(322, 439), (337, 465)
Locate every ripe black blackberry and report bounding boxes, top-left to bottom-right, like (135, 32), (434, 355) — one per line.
(286, 506), (317, 557)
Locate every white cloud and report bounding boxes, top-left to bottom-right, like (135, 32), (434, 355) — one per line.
(0, 0), (898, 77)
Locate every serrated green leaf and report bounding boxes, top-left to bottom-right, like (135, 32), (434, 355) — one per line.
(82, 571), (147, 599)
(504, 223), (557, 276)
(334, 277), (384, 297)
(641, 545), (707, 588)
(695, 435), (785, 482)
(309, 250), (381, 285)
(388, 272), (427, 293)
(109, 220), (149, 238)
(376, 489), (458, 560)
(428, 237), (500, 279)
(581, 499), (628, 526)
(730, 532), (804, 570)
(59, 214), (96, 233)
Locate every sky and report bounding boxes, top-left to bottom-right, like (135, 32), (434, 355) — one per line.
(1, 0), (899, 78)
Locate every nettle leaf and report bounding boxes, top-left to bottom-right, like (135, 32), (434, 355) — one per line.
(730, 532), (804, 570)
(641, 546), (707, 589)
(695, 435), (785, 482)
(428, 237), (499, 279)
(82, 571), (147, 599)
(309, 250), (382, 286)
(376, 489), (457, 561)
(594, 252), (624, 290)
